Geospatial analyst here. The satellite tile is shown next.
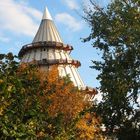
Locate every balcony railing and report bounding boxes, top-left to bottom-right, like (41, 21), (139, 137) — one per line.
(18, 41), (73, 57)
(36, 59), (81, 68)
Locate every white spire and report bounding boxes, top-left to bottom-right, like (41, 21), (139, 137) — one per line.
(42, 7), (52, 20)
(32, 6), (63, 43)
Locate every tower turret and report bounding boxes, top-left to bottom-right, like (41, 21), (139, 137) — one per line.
(19, 7), (85, 89)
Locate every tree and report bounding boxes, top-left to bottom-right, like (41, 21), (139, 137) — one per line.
(0, 53), (101, 139)
(84, 0), (140, 139)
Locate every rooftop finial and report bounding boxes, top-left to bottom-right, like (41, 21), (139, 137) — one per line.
(42, 7), (52, 20)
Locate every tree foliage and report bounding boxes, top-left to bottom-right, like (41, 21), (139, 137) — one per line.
(0, 53), (101, 139)
(84, 0), (140, 139)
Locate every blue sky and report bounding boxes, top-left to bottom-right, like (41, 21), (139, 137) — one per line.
(0, 0), (110, 88)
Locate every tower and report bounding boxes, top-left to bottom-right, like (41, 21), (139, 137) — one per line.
(18, 7), (85, 89)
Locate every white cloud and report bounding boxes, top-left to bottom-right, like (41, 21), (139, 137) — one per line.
(0, 0), (42, 37)
(0, 35), (10, 43)
(55, 13), (83, 32)
(62, 0), (79, 10)
(22, 6), (42, 21)
(82, 0), (111, 9)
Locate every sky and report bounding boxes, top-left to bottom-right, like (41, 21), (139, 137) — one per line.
(0, 0), (110, 88)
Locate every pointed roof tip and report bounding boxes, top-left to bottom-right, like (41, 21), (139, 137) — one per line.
(33, 6), (63, 43)
(42, 7), (53, 20)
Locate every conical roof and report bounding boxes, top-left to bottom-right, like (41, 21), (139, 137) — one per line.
(33, 7), (63, 43)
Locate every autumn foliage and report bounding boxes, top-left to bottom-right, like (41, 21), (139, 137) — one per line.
(0, 53), (102, 139)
